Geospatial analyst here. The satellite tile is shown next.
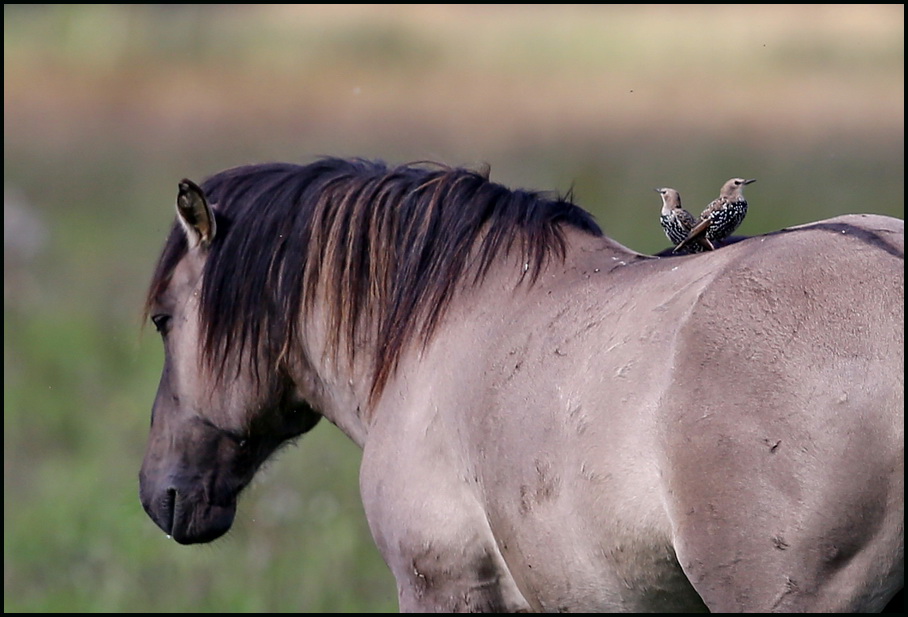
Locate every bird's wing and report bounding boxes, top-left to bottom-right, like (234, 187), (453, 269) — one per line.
(672, 215), (713, 252)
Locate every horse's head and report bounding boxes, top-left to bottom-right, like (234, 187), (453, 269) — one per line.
(139, 179), (320, 544)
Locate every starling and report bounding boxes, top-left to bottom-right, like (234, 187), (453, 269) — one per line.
(674, 177), (755, 254)
(656, 187), (714, 254)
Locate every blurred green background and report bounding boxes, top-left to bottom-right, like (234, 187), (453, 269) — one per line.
(4, 5), (903, 613)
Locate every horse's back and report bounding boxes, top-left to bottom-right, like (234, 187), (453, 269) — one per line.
(660, 213), (903, 611)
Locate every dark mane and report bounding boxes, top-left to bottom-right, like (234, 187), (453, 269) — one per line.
(145, 157), (602, 405)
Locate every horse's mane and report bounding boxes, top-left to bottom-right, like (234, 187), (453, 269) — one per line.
(145, 157), (602, 404)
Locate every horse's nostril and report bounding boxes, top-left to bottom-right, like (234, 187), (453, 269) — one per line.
(161, 487), (177, 535)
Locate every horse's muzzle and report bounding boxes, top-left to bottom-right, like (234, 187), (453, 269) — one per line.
(139, 474), (237, 544)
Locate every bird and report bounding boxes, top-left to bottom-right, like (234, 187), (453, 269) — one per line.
(656, 187), (714, 254)
(673, 177), (755, 254)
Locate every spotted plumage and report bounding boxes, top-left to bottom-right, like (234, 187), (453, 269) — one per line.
(674, 177), (755, 254)
(656, 187), (714, 254)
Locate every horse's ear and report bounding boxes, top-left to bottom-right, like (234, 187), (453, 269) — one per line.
(176, 179), (216, 249)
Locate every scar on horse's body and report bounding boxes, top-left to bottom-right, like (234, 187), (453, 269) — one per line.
(140, 158), (903, 612)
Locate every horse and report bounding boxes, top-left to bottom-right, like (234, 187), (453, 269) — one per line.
(139, 157), (904, 612)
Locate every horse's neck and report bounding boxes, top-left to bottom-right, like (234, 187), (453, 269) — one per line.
(294, 230), (640, 448)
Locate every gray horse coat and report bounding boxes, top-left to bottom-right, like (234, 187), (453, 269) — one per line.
(140, 160), (903, 612)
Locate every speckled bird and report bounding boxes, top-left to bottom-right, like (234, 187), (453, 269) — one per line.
(656, 187), (714, 254)
(673, 177), (755, 254)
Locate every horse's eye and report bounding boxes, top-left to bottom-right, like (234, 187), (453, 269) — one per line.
(150, 313), (171, 334)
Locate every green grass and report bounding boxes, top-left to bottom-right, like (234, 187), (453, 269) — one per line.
(4, 5), (903, 612)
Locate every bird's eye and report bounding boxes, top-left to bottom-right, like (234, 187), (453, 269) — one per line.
(151, 314), (171, 334)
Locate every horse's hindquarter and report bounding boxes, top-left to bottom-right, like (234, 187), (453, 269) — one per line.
(658, 215), (904, 611)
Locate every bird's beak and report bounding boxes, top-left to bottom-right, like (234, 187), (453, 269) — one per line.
(744, 178), (756, 185)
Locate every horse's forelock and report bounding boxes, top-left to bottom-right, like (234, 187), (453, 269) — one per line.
(143, 222), (188, 325)
(150, 158), (602, 404)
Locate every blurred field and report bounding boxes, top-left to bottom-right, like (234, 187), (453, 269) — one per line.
(3, 4), (903, 613)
